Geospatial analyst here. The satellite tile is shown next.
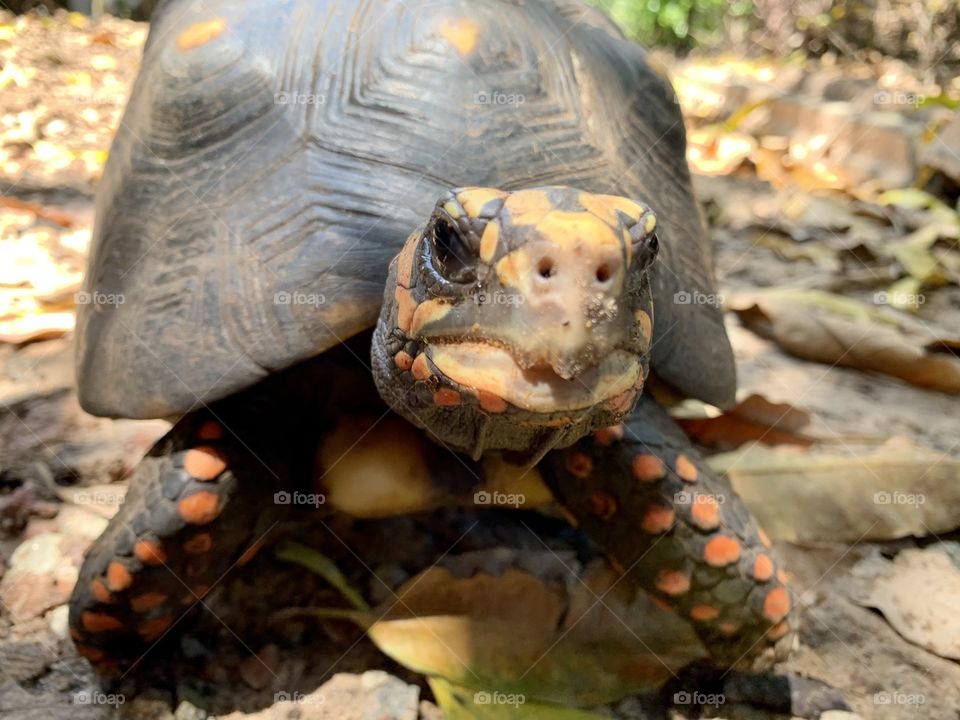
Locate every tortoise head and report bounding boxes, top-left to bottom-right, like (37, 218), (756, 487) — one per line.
(372, 186), (659, 462)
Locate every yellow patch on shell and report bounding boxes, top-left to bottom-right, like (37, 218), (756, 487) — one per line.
(176, 18), (226, 51)
(438, 18), (480, 57)
(409, 299), (452, 335)
(502, 190), (554, 226)
(479, 221), (501, 263)
(456, 187), (507, 217)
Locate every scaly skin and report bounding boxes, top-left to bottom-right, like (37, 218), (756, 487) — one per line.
(542, 394), (797, 671)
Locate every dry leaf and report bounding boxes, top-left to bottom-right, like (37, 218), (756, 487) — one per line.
(676, 393), (813, 449)
(710, 440), (960, 542)
(728, 289), (960, 393)
(848, 549), (960, 660)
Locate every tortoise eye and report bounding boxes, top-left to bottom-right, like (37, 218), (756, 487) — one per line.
(428, 216), (478, 285)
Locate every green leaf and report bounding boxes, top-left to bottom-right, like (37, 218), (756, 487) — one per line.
(429, 678), (612, 720)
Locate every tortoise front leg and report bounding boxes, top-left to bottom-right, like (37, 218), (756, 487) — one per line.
(541, 393), (797, 671)
(68, 413), (290, 674)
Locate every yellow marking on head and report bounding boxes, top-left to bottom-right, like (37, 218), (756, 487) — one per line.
(494, 247), (531, 289)
(395, 286), (417, 332)
(395, 232), (419, 289)
(176, 18), (226, 51)
(439, 18), (480, 57)
(579, 193), (645, 227)
(644, 213), (657, 234)
(479, 221), (500, 263)
(456, 187), (507, 218)
(634, 308), (653, 342)
(533, 211), (623, 252)
(410, 299), (452, 335)
(443, 201), (462, 219)
(503, 190), (554, 226)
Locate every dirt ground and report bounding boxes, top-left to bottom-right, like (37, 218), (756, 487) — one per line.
(1, 9), (960, 720)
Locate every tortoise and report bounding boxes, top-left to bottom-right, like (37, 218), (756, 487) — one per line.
(68, 0), (797, 706)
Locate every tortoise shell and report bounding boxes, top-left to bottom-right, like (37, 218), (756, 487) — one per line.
(76, 0), (734, 419)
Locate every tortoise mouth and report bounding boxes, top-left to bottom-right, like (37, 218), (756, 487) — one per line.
(426, 341), (641, 414)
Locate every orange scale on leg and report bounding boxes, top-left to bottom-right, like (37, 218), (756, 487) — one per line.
(197, 421), (223, 440)
(690, 496), (721, 531)
(91, 579), (113, 603)
(82, 611), (124, 633)
(631, 454), (665, 483)
(105, 561), (133, 592)
(689, 604), (719, 622)
(655, 569), (691, 597)
(640, 503), (675, 534)
(183, 532), (214, 555)
(183, 446), (227, 481)
(593, 424), (624, 446)
(675, 454), (698, 483)
(762, 586), (791, 623)
(178, 491), (222, 525)
(565, 451), (593, 479)
(134, 539), (167, 566)
(131, 592), (168, 613)
(753, 553), (775, 582)
(704, 536), (741, 567)
(138, 615), (175, 642)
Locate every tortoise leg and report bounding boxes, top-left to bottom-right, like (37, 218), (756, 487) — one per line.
(542, 393), (797, 671)
(68, 413), (287, 674)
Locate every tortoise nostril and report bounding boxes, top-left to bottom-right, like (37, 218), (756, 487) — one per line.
(537, 257), (556, 279)
(595, 263), (612, 283)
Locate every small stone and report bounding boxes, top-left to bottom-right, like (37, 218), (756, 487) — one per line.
(238, 644), (280, 690)
(45, 604), (70, 639)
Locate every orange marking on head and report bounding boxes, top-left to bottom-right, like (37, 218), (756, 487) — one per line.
(704, 535), (741, 567)
(237, 537), (265, 567)
(589, 491), (618, 520)
(184, 533), (214, 555)
(690, 604), (719, 621)
(394, 351), (414, 371)
(758, 527), (772, 548)
(690, 496), (720, 531)
(675, 454), (698, 483)
(90, 579), (112, 604)
(411, 353), (432, 381)
(395, 286), (417, 332)
(197, 421), (223, 440)
(767, 620), (790, 640)
(131, 592), (168, 613)
(178, 491), (222, 525)
(176, 17), (226, 51)
(76, 645), (105, 662)
(763, 587), (791, 622)
(134, 539), (167, 566)
(477, 389), (508, 413)
(183, 446), (227, 481)
(434, 388), (462, 407)
(605, 389), (636, 414)
(82, 611), (123, 633)
(105, 561), (132, 592)
(641, 503), (675, 534)
(753, 553), (774, 582)
(138, 615), (175, 642)
(438, 18), (480, 56)
(593, 424), (625, 446)
(565, 452), (593, 479)
(631, 454), (665, 483)
(655, 569), (690, 596)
